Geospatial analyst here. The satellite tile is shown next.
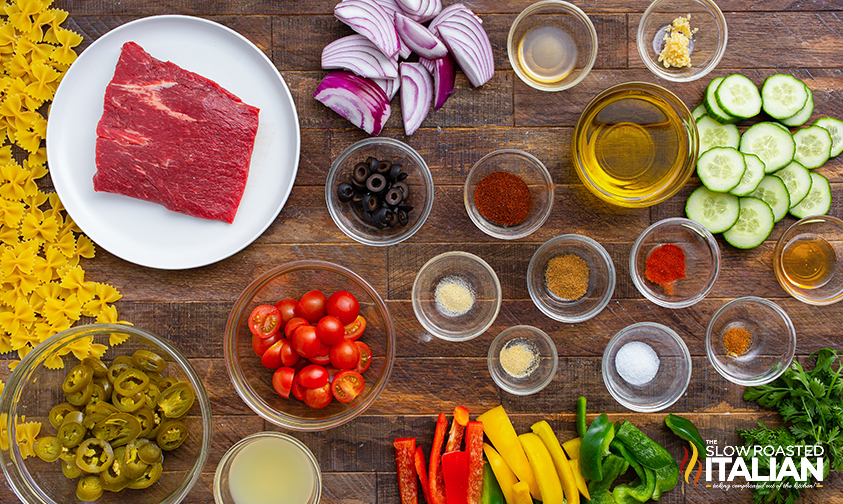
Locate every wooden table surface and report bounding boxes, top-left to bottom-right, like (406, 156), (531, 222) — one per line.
(3, 0), (843, 503)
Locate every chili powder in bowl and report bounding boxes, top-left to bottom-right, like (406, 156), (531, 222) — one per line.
(630, 217), (720, 308)
(464, 149), (554, 240)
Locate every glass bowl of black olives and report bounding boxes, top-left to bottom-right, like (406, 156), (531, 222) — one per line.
(326, 138), (434, 246)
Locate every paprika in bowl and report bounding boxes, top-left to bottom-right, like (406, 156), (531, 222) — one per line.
(464, 149), (554, 240)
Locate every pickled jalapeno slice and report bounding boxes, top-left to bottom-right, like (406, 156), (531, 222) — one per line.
(62, 364), (93, 394)
(49, 403), (78, 429)
(132, 350), (167, 374)
(137, 440), (162, 465)
(82, 357), (109, 378)
(156, 381), (194, 418)
(106, 362), (131, 384)
(77, 475), (104, 501)
(62, 458), (83, 479)
(93, 413), (140, 447)
(113, 368), (150, 396)
(82, 412), (109, 431)
(76, 438), (114, 473)
(66, 382), (94, 406)
(141, 382), (160, 411)
(58, 411), (86, 448)
(156, 419), (188, 451)
(135, 408), (155, 438)
(126, 460), (162, 489)
(157, 376), (178, 391)
(100, 445), (129, 492)
(122, 439), (149, 479)
(113, 391), (145, 413)
(34, 436), (63, 462)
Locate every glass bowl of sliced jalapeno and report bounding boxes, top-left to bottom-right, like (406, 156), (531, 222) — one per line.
(0, 323), (212, 504)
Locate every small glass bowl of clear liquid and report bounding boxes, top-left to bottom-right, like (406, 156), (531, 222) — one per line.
(774, 215), (843, 306)
(507, 0), (598, 92)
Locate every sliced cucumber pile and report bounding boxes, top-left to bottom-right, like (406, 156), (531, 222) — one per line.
(730, 153), (765, 196)
(686, 186), (739, 234)
(739, 122), (795, 173)
(747, 175), (790, 222)
(697, 115), (740, 154)
(773, 161), (812, 208)
(697, 147), (746, 192)
(722, 197), (775, 249)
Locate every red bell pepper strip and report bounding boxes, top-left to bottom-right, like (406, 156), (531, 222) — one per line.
(441, 451), (469, 504)
(445, 405), (470, 453)
(395, 438), (418, 504)
(429, 412), (448, 504)
(414, 445), (433, 504)
(465, 421), (484, 504)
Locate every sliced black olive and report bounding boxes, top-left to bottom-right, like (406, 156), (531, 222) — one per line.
(362, 210), (375, 223)
(363, 193), (379, 213)
(366, 173), (388, 194)
(393, 181), (410, 200)
(353, 162), (370, 184)
(352, 192), (365, 203)
(396, 171), (408, 181)
(377, 160), (392, 174)
(367, 156), (379, 172)
(388, 164), (402, 182)
(337, 183), (354, 203)
(399, 204), (414, 212)
(382, 209), (398, 227)
(384, 187), (403, 206)
(397, 209), (409, 226)
(374, 207), (391, 226)
(351, 177), (367, 192)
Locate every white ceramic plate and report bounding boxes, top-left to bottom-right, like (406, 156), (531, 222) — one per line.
(47, 15), (300, 270)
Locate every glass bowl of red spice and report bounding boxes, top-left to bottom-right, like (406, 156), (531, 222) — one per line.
(464, 149), (554, 240)
(630, 217), (720, 308)
(705, 297), (796, 386)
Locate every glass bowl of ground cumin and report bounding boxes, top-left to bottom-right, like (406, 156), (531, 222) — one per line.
(464, 149), (554, 240)
(488, 325), (558, 395)
(705, 297), (796, 386)
(527, 234), (616, 323)
(630, 218), (720, 309)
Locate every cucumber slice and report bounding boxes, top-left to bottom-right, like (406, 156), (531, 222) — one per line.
(772, 161), (812, 208)
(692, 104), (707, 120)
(723, 197), (775, 249)
(793, 125), (832, 169)
(739, 122), (796, 172)
(704, 77), (738, 124)
(780, 87), (814, 127)
(696, 147), (746, 192)
(748, 175), (790, 222)
(814, 117), (843, 157)
(715, 74), (762, 119)
(697, 115), (740, 155)
(730, 153), (765, 196)
(685, 186), (740, 233)
(761, 74), (809, 120)
(790, 172), (831, 219)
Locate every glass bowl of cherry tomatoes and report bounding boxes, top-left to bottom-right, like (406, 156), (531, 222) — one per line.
(224, 260), (395, 431)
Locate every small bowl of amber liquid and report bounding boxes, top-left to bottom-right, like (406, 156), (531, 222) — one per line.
(773, 215), (843, 306)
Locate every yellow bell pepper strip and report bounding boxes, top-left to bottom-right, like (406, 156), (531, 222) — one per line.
(429, 413), (449, 504)
(586, 454), (629, 504)
(442, 451), (469, 504)
(477, 406), (540, 500)
(511, 481), (532, 504)
(466, 421), (485, 504)
(414, 445), (433, 504)
(579, 413), (615, 482)
(575, 396), (588, 438)
(481, 462), (505, 504)
(483, 443), (518, 504)
(614, 421), (679, 501)
(518, 433), (564, 504)
(567, 460), (590, 500)
(561, 436), (581, 461)
(531, 421), (579, 504)
(446, 406), (470, 453)
(394, 438), (418, 504)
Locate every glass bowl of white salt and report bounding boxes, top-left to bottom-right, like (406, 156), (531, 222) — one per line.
(602, 322), (691, 412)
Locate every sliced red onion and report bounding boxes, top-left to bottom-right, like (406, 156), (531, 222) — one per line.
(399, 62), (432, 136)
(398, 37), (412, 59)
(418, 56), (436, 74)
(395, 0), (442, 23)
(433, 54), (456, 109)
(373, 77), (400, 101)
(322, 34), (399, 80)
(428, 3), (481, 37)
(314, 71), (391, 135)
(335, 0), (400, 58)
(437, 8), (494, 87)
(372, 0), (402, 17)
(394, 12), (448, 59)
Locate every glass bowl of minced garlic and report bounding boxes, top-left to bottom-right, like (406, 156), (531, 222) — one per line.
(637, 0), (727, 82)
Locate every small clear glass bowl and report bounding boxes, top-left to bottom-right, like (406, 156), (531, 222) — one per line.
(412, 251), (502, 342)
(637, 0), (728, 82)
(630, 218), (720, 308)
(507, 0), (598, 92)
(706, 297), (796, 386)
(527, 234), (616, 323)
(214, 431), (321, 504)
(464, 149), (554, 240)
(773, 215), (843, 306)
(603, 322), (692, 412)
(0, 324), (212, 504)
(326, 137), (434, 246)
(488, 326), (558, 396)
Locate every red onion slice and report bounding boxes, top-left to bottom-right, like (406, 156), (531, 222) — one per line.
(399, 62), (432, 136)
(394, 12), (448, 59)
(314, 71), (391, 135)
(335, 0), (400, 58)
(372, 0), (402, 17)
(373, 77), (401, 101)
(428, 3), (481, 37)
(437, 8), (494, 87)
(322, 34), (399, 80)
(433, 54), (456, 109)
(418, 56), (436, 74)
(395, 0), (442, 23)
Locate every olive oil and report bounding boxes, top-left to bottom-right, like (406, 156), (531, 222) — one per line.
(781, 233), (837, 289)
(517, 25), (577, 84)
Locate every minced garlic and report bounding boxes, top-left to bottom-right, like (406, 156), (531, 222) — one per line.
(657, 14), (698, 69)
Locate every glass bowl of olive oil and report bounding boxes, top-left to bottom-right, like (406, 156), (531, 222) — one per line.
(774, 215), (843, 306)
(573, 82), (698, 208)
(507, 0), (597, 92)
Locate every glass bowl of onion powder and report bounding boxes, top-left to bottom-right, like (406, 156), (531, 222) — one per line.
(488, 325), (558, 395)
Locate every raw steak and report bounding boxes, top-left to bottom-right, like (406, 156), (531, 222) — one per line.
(93, 41), (260, 223)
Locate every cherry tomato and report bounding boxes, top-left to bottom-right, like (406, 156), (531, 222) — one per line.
(295, 290), (327, 324)
(292, 325), (321, 359)
(316, 315), (345, 346)
(332, 370), (365, 403)
(327, 291), (360, 325)
(304, 383), (332, 409)
(271, 367), (295, 399)
(280, 340), (300, 367)
(274, 298), (298, 326)
(298, 364), (329, 389)
(343, 315), (366, 341)
(354, 341), (372, 374)
(291, 377), (306, 401)
(252, 332), (283, 358)
(248, 305), (282, 339)
(260, 339), (286, 369)
(309, 343), (332, 366)
(285, 317), (309, 339)
(330, 340), (360, 369)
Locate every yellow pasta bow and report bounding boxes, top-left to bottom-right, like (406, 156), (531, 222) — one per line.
(43, 292), (80, 325)
(59, 265), (95, 303)
(1, 241), (34, 276)
(0, 296), (35, 338)
(15, 416), (40, 459)
(50, 26), (80, 65)
(20, 211), (57, 243)
(0, 197), (25, 227)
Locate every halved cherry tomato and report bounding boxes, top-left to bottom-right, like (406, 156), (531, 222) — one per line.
(292, 325), (321, 359)
(354, 341), (372, 373)
(316, 315), (345, 346)
(327, 290), (360, 325)
(285, 317), (310, 339)
(272, 367), (295, 399)
(332, 370), (365, 403)
(260, 339), (286, 369)
(330, 340), (360, 369)
(343, 315), (366, 341)
(309, 343), (331, 366)
(298, 364), (329, 389)
(280, 340), (300, 367)
(274, 298), (298, 326)
(249, 305), (282, 339)
(252, 332), (283, 358)
(295, 290), (328, 324)
(291, 377), (306, 401)
(304, 383), (332, 409)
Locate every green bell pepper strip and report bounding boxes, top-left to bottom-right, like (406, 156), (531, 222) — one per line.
(579, 413), (615, 482)
(614, 421), (679, 500)
(585, 454), (629, 504)
(610, 439), (644, 481)
(575, 396), (587, 438)
(480, 462), (505, 504)
(665, 414), (707, 460)
(612, 467), (656, 504)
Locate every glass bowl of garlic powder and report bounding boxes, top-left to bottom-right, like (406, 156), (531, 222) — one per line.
(488, 325), (558, 395)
